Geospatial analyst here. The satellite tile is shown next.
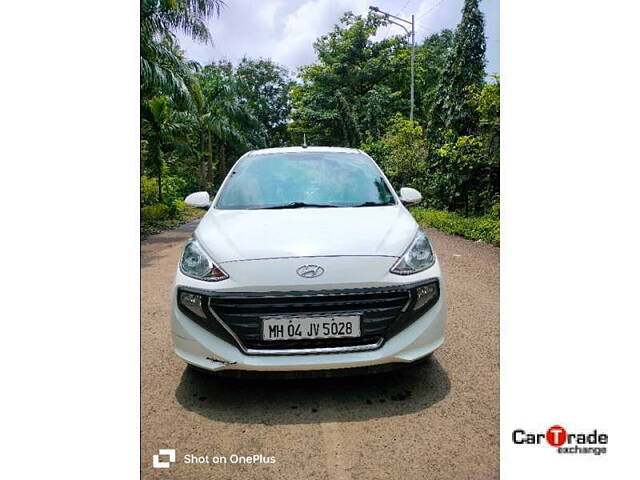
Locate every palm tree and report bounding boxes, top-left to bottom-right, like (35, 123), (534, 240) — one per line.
(141, 96), (189, 202)
(197, 64), (264, 190)
(141, 0), (224, 104)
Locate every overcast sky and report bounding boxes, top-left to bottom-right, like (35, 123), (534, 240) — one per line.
(178, 0), (499, 76)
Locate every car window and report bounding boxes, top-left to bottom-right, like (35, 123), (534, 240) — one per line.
(215, 152), (396, 209)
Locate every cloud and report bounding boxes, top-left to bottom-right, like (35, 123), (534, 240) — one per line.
(177, 0), (499, 75)
(271, 0), (370, 69)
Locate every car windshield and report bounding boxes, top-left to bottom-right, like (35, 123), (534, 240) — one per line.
(215, 151), (396, 210)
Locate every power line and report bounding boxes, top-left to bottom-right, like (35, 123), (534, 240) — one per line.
(416, 0), (448, 22)
(396, 0), (412, 16)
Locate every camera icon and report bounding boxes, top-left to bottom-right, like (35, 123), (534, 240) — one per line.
(153, 449), (176, 468)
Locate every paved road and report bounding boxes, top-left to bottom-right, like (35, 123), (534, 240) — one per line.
(141, 222), (499, 479)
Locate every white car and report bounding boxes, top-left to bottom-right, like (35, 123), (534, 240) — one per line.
(171, 146), (446, 375)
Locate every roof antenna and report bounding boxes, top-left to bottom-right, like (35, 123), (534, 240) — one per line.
(302, 133), (308, 148)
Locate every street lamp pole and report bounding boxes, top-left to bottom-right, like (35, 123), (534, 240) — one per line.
(369, 6), (416, 122)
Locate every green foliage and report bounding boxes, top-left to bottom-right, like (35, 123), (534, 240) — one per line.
(360, 139), (390, 167)
(165, 199), (185, 218)
(139, 1), (500, 241)
(161, 174), (189, 203)
(417, 75), (499, 215)
(286, 3), (498, 221)
(288, 12), (409, 146)
(140, 176), (158, 206)
(141, 58), (292, 200)
(429, 0), (486, 137)
(435, 132), (499, 214)
(415, 30), (455, 123)
(236, 58), (293, 147)
(140, 0), (222, 106)
(364, 115), (427, 190)
(140, 199), (184, 222)
(141, 95), (192, 202)
(141, 203), (170, 222)
(411, 207), (500, 246)
(140, 206), (206, 239)
(473, 74), (500, 165)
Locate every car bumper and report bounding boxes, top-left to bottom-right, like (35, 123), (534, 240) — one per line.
(171, 255), (446, 372)
(172, 291), (445, 373)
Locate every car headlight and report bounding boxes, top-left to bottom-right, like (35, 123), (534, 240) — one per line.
(390, 230), (435, 275)
(179, 237), (229, 281)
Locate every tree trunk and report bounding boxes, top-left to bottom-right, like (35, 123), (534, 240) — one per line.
(140, 146), (145, 175)
(218, 144), (226, 186)
(206, 129), (213, 192)
(157, 153), (163, 204)
(198, 132), (207, 191)
(151, 137), (162, 204)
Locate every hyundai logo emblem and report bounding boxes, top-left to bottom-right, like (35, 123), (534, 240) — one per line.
(296, 264), (325, 278)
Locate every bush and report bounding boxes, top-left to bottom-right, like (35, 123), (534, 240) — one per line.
(141, 203), (170, 222)
(165, 199), (185, 219)
(141, 174), (191, 207)
(140, 176), (158, 206)
(363, 115), (427, 191)
(434, 134), (499, 214)
(161, 175), (189, 204)
(140, 204), (206, 239)
(411, 207), (500, 246)
(489, 201), (500, 218)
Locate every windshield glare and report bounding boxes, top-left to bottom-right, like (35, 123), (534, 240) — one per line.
(215, 152), (396, 210)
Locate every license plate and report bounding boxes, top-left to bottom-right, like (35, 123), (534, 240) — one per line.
(262, 315), (361, 341)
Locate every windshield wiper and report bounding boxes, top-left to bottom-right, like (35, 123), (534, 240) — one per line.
(261, 202), (338, 209)
(351, 201), (393, 207)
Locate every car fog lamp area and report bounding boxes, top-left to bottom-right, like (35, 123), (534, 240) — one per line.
(178, 291), (206, 319)
(414, 282), (439, 310)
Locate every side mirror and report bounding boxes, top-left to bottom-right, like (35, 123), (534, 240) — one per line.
(399, 187), (422, 206)
(184, 191), (211, 209)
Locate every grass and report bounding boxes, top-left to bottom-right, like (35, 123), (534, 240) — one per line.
(410, 207), (500, 247)
(140, 206), (206, 240)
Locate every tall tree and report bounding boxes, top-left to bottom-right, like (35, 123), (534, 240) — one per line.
(289, 13), (454, 147)
(414, 30), (454, 126)
(429, 0), (486, 137)
(141, 96), (188, 202)
(236, 58), (293, 147)
(289, 12), (406, 147)
(140, 0), (223, 105)
(197, 63), (262, 190)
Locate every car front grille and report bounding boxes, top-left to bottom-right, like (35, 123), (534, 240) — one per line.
(209, 289), (410, 352)
(178, 280), (439, 355)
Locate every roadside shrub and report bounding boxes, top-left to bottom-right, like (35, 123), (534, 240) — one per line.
(140, 176), (158, 206)
(434, 134), (499, 215)
(489, 201), (500, 218)
(141, 174), (191, 208)
(411, 207), (500, 246)
(374, 115), (428, 191)
(141, 203), (170, 222)
(360, 139), (390, 169)
(165, 199), (185, 219)
(162, 174), (189, 204)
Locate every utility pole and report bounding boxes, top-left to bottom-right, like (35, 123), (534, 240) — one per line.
(369, 6), (416, 122)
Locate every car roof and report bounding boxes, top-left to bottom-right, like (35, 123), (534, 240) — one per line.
(245, 146), (365, 156)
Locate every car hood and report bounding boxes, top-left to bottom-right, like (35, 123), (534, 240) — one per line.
(194, 205), (417, 262)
